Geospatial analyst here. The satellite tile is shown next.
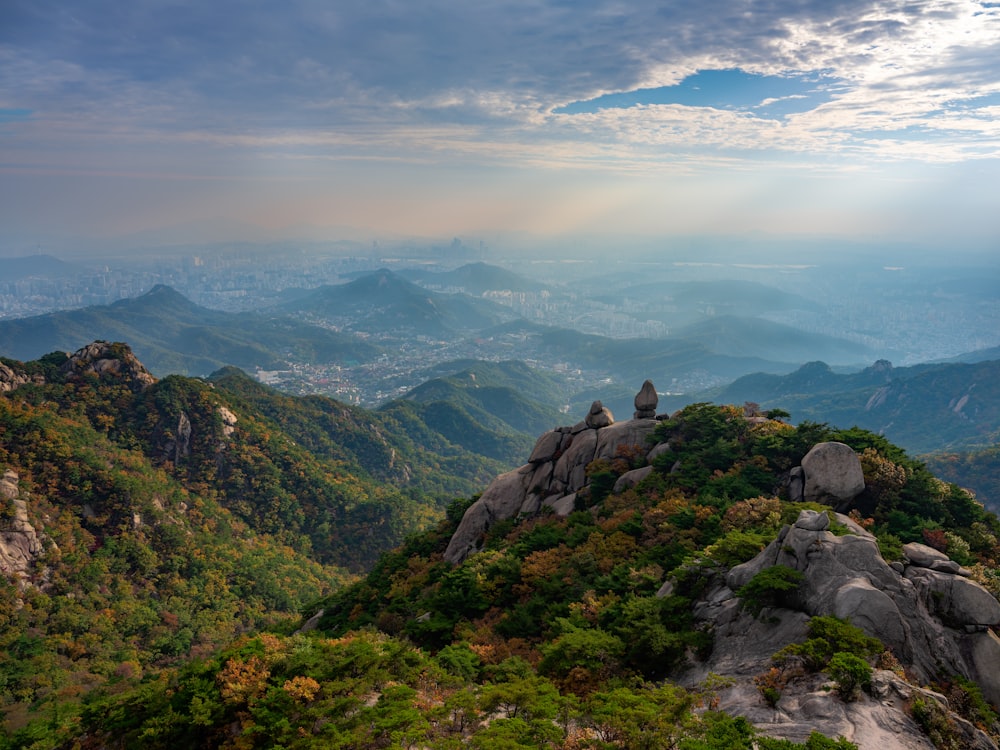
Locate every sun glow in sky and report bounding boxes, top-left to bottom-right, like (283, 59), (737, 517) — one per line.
(1, 0), (999, 251)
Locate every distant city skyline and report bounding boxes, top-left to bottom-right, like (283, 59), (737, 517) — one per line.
(2, 0), (999, 252)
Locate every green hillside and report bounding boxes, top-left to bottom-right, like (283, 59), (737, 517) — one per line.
(33, 401), (1000, 750)
(207, 366), (508, 497)
(0, 342), (556, 745)
(924, 444), (1000, 514)
(396, 360), (567, 461)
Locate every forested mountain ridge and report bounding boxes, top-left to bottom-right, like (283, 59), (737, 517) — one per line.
(34, 380), (1000, 749)
(712, 358), (1000, 455)
(0, 284), (379, 376)
(1, 340), (566, 745)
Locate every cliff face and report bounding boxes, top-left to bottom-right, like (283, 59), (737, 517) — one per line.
(683, 509), (1000, 748)
(0, 470), (50, 589)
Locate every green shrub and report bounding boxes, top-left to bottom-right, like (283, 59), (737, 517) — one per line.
(826, 652), (871, 701)
(775, 616), (883, 672)
(737, 565), (804, 616)
(910, 696), (964, 750)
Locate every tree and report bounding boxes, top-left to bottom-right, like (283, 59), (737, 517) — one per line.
(826, 652), (871, 701)
(737, 566), (804, 616)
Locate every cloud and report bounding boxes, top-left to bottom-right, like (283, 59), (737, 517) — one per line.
(1, 0), (998, 240)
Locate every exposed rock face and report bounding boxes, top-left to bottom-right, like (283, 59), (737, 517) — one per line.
(706, 510), (1000, 709)
(0, 470), (49, 589)
(614, 466), (653, 494)
(440, 388), (1000, 747)
(0, 361), (44, 393)
(673, 509), (1000, 747)
(633, 379), (658, 419)
(801, 441), (865, 507)
(711, 668), (995, 750)
(902, 542), (949, 568)
(218, 407), (238, 437)
(443, 387), (662, 565)
(163, 412), (193, 463)
(585, 400), (613, 429)
(59, 341), (156, 391)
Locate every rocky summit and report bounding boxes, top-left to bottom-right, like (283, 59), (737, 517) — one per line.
(440, 382), (1000, 748)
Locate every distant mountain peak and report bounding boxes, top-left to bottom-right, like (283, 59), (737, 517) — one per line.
(117, 283), (195, 308)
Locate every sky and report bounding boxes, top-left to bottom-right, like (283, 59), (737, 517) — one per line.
(1, 0), (999, 253)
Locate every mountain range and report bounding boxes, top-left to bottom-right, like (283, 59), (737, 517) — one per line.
(711, 358), (1000, 454)
(0, 284), (378, 376)
(277, 268), (517, 336)
(4, 349), (994, 749)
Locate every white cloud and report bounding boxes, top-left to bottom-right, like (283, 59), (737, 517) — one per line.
(1, 0), (999, 240)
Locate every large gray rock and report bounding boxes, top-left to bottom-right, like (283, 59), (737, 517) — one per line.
(0, 471), (48, 588)
(528, 430), (565, 464)
(613, 466), (653, 494)
(720, 509), (1000, 708)
(788, 466), (804, 503)
(966, 630), (1000, 715)
(585, 400), (613, 429)
(542, 493), (577, 517)
(713, 671), (996, 750)
(833, 578), (907, 646)
(633, 379), (658, 419)
(552, 428), (599, 493)
(801, 442), (865, 507)
(794, 509), (830, 531)
(594, 418), (657, 463)
(902, 542), (949, 568)
(442, 467), (531, 564)
(905, 567), (1000, 628)
(647, 442), (672, 463)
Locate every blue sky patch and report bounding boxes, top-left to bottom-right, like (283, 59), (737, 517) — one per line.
(856, 125), (935, 141)
(555, 69), (840, 119)
(0, 108), (33, 123)
(944, 92), (1000, 111)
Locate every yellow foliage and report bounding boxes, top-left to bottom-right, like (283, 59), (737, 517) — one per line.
(217, 655), (270, 705)
(569, 590), (621, 624)
(282, 675), (320, 703)
(859, 448), (907, 501)
(722, 496), (782, 532)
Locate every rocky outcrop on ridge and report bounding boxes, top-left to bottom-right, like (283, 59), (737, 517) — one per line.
(444, 382), (872, 567)
(676, 508), (1000, 747)
(59, 341), (156, 391)
(0, 361), (42, 393)
(444, 384), (873, 566)
(2, 341), (156, 394)
(633, 378), (658, 419)
(443, 384), (669, 565)
(441, 387), (1000, 746)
